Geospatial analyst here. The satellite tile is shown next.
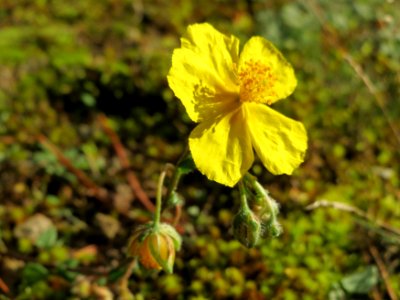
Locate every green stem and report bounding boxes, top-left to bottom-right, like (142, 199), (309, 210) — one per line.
(165, 169), (182, 206)
(154, 170), (166, 229)
(118, 259), (136, 298)
(165, 146), (189, 208)
(238, 180), (249, 210)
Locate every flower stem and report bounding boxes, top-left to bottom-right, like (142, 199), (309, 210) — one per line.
(154, 170), (166, 229)
(165, 168), (182, 207)
(165, 146), (189, 208)
(238, 180), (249, 210)
(118, 259), (136, 299)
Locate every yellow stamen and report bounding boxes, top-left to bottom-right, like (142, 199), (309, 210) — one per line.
(238, 60), (276, 104)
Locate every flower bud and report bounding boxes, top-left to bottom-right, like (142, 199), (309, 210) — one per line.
(232, 208), (261, 248)
(262, 218), (282, 238)
(127, 223), (181, 273)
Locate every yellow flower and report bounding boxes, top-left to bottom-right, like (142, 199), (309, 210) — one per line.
(167, 23), (307, 187)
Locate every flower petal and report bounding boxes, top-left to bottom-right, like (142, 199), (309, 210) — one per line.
(189, 107), (254, 187)
(168, 23), (240, 122)
(238, 37), (296, 104)
(244, 102), (307, 175)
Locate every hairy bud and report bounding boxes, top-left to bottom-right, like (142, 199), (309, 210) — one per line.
(232, 208), (261, 248)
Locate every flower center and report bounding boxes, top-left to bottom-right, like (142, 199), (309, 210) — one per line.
(238, 60), (276, 104)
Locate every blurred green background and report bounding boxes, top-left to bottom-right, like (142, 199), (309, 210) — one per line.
(0, 0), (399, 299)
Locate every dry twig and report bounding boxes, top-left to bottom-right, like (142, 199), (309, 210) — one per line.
(369, 244), (398, 300)
(306, 199), (400, 239)
(308, 200), (400, 298)
(97, 114), (155, 212)
(0, 277), (10, 294)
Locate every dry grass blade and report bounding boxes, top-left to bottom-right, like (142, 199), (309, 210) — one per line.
(369, 244), (398, 300)
(37, 134), (108, 202)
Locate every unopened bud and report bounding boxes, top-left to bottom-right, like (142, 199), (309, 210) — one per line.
(233, 208), (261, 248)
(263, 218), (282, 238)
(127, 223), (181, 273)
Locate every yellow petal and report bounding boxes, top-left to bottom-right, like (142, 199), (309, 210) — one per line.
(167, 23), (240, 122)
(243, 102), (307, 175)
(238, 37), (296, 104)
(189, 107), (254, 187)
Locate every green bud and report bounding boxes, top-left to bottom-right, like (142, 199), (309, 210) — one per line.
(233, 207), (261, 248)
(242, 173), (283, 239)
(262, 218), (282, 238)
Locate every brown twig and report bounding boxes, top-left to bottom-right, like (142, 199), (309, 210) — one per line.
(0, 277), (10, 294)
(97, 114), (155, 212)
(37, 134), (108, 202)
(0, 135), (15, 144)
(172, 204), (182, 227)
(0, 251), (112, 276)
(368, 244), (398, 300)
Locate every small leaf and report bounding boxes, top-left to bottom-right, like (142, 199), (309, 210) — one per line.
(35, 227), (58, 249)
(340, 265), (379, 294)
(81, 93), (96, 107)
(108, 265), (128, 283)
(22, 263), (49, 286)
(328, 282), (346, 300)
(53, 259), (79, 281)
(177, 155), (196, 175)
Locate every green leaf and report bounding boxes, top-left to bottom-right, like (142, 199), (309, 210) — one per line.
(35, 227), (58, 249)
(328, 283), (346, 300)
(108, 265), (128, 283)
(81, 93), (96, 107)
(177, 155), (196, 175)
(54, 260), (79, 282)
(340, 265), (379, 294)
(22, 263), (49, 286)
(96, 277), (108, 286)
